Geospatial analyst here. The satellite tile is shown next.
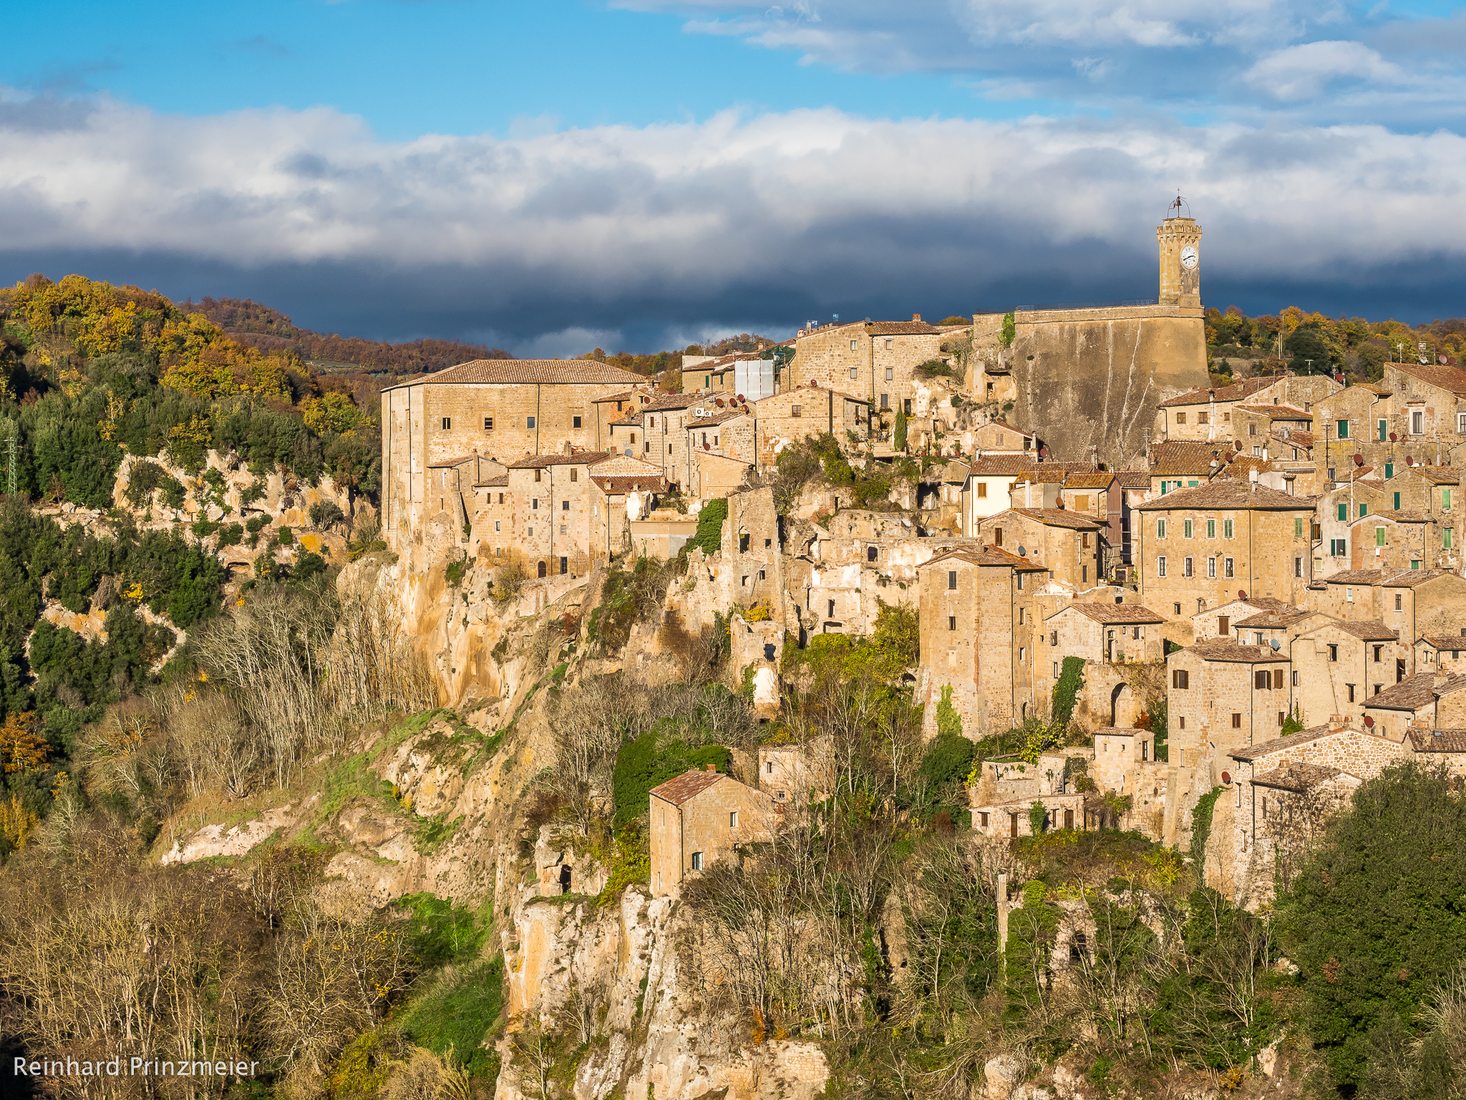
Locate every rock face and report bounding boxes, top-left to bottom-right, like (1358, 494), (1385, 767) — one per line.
(979, 307), (1208, 465)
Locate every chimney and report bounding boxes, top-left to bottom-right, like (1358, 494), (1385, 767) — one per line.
(705, 763), (717, 773)
(912, 313), (922, 323)
(1328, 714), (1345, 732)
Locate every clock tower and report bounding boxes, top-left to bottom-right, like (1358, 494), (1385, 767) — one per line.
(1157, 195), (1202, 309)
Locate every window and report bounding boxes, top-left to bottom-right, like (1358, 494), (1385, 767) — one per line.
(1327, 644), (1338, 662)
(1199, 411), (1209, 425)
(1224, 557), (1235, 578)
(1184, 519), (1194, 539)
(1394, 491), (1402, 509)
(1016, 573), (1024, 591)
(1378, 418), (1388, 441)
(1385, 462), (1394, 479)
(1206, 519), (1216, 539)
(483, 416), (494, 430)
(440, 416), (452, 430)
(729, 811), (739, 829)
(1374, 645), (1383, 662)
(1359, 503), (1368, 518)
(827, 599), (835, 617)
(948, 569), (957, 590)
(867, 545), (878, 562)
(1337, 503), (1348, 522)
(1376, 526), (1386, 547)
(534, 469), (543, 483)
(884, 366), (893, 380)
(977, 483), (988, 498)
(531, 500), (539, 511)
(1018, 608), (1025, 625)
(850, 366), (858, 379)
(1207, 557), (1217, 578)
(1411, 409), (1425, 435)
(1019, 647), (1025, 662)
(1157, 555), (1167, 577)
(1232, 712), (1242, 728)
(1295, 555), (1304, 577)
(994, 528), (1004, 546)
(1347, 683), (1356, 702)
(494, 520), (501, 532)
(1447, 528), (1455, 550)
(1172, 669), (1189, 689)
(527, 415), (537, 428)
(1184, 556), (1194, 577)
(1156, 519), (1167, 539)
(1178, 716), (1186, 729)
(558, 555), (568, 574)
(1445, 488), (1454, 511)
(572, 415), (582, 429)
(850, 340), (858, 351)
(1459, 412), (1466, 435)
(1218, 615), (1230, 635)
(569, 468), (578, 483)
(1224, 519), (1234, 539)
(1295, 517), (1303, 538)
(1177, 411), (1188, 425)
(691, 852), (703, 871)
(791, 404), (802, 418)
(947, 615), (956, 631)
(1330, 538), (1347, 556)
(561, 500), (569, 511)
(880, 393), (889, 410)
(1336, 418), (1350, 440)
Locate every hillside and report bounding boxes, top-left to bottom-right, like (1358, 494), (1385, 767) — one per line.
(1205, 305), (1466, 379)
(185, 295), (509, 377)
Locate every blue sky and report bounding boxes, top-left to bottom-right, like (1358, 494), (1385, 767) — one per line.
(4, 1), (1466, 352)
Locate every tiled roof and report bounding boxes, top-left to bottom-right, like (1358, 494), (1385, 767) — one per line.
(1218, 456), (1272, 480)
(1319, 568), (1386, 585)
(1408, 728), (1466, 752)
(1064, 602), (1164, 625)
(1063, 471), (1116, 489)
(1250, 763), (1347, 791)
(1275, 428), (1315, 449)
(474, 475), (508, 488)
(1330, 619), (1399, 641)
(1008, 507), (1105, 529)
(591, 389), (639, 403)
(1114, 471), (1152, 489)
(1135, 481), (1313, 511)
(1418, 633), (1466, 650)
(1185, 640), (1290, 662)
(389, 358), (645, 388)
(969, 456), (1036, 476)
(650, 769), (726, 806)
(1231, 723), (1359, 761)
(1407, 466), (1463, 485)
(1388, 361), (1466, 397)
(1094, 727), (1147, 737)
(588, 455), (665, 479)
(1384, 568), (1454, 588)
(506, 450), (610, 469)
(1158, 377), (1275, 408)
(643, 392), (702, 411)
(1235, 403), (1310, 419)
(426, 454), (477, 469)
(923, 543), (1047, 572)
(1363, 673), (1443, 711)
(865, 320), (943, 336)
(1234, 604), (1310, 629)
(609, 412), (643, 427)
(1148, 441), (1233, 475)
(687, 409), (748, 428)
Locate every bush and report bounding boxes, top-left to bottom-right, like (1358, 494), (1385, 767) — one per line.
(611, 731), (731, 831)
(398, 958), (504, 1080)
(1052, 657), (1085, 724)
(309, 499), (345, 529)
(935, 684), (963, 739)
(919, 730), (975, 793)
(688, 497), (727, 555)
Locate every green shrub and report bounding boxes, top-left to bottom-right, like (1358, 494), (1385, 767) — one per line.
(611, 732), (730, 831)
(1052, 656), (1085, 724)
(398, 957), (505, 1080)
(893, 408), (908, 451)
(392, 893), (488, 969)
(125, 461), (186, 510)
(935, 684), (963, 739)
(309, 499), (346, 529)
(919, 730), (975, 792)
(1190, 786), (1222, 867)
(1001, 311), (1016, 348)
(688, 497), (727, 555)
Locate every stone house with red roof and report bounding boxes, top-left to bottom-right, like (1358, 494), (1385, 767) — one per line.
(1042, 601), (1164, 727)
(1287, 615), (1404, 729)
(977, 507), (1106, 591)
(649, 767), (775, 896)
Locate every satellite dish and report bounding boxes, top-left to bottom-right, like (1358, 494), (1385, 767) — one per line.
(1389, 432), (1398, 442)
(1221, 771), (1232, 785)
(1364, 715), (1375, 728)
(1017, 546), (1027, 557)
(1270, 639), (1282, 651)
(1353, 454), (1364, 466)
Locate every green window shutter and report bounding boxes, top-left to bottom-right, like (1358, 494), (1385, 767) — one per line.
(1337, 503), (1348, 521)
(1375, 527), (1386, 547)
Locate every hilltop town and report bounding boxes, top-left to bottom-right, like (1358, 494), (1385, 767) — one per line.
(382, 206), (1466, 916)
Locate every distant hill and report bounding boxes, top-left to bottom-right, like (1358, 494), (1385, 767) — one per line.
(185, 296), (508, 377)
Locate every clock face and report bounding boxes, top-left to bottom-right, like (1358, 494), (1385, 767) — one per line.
(1180, 245), (1199, 270)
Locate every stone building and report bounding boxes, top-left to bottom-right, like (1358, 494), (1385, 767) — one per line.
(1042, 602), (1164, 728)
(1167, 640), (1291, 779)
(1154, 377), (1279, 443)
(649, 767), (775, 896)
(1134, 480), (1315, 637)
(960, 456), (1046, 530)
(1345, 510), (1443, 573)
(977, 508), (1106, 591)
(972, 419), (1040, 455)
(1362, 672), (1466, 742)
(1417, 632), (1466, 675)
(916, 544), (1048, 736)
(1307, 568), (1466, 651)
(1147, 441), (1232, 496)
(785, 316), (954, 432)
(1287, 616), (1403, 729)
(381, 358), (644, 540)
(750, 385), (870, 468)
(1315, 479), (1389, 571)
(638, 392), (701, 489)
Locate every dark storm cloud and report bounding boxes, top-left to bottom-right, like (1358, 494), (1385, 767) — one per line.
(2, 95), (1466, 353)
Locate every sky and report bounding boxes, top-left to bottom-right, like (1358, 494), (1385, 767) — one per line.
(3, 0), (1466, 354)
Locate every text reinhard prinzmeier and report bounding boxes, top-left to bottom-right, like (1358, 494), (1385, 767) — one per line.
(12, 1056), (259, 1079)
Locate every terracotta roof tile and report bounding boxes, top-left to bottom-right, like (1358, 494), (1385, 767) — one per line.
(1136, 481), (1313, 511)
(1419, 633), (1466, 650)
(389, 358), (645, 388)
(1157, 377), (1275, 408)
(1063, 602), (1165, 625)
(1409, 728), (1466, 752)
(864, 320), (942, 336)
(923, 543), (1047, 572)
(1184, 639), (1290, 662)
(1148, 440), (1234, 475)
(1231, 723), (1361, 761)
(643, 392), (702, 411)
(1007, 507), (1105, 529)
(506, 450), (610, 469)
(969, 456), (1036, 476)
(1364, 673), (1444, 711)
(1388, 361), (1466, 397)
(1250, 763), (1347, 791)
(650, 769), (727, 806)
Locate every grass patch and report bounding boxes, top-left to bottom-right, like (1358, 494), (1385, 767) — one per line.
(398, 957), (505, 1080)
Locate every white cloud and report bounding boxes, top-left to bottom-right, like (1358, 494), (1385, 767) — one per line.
(4, 91), (1466, 345)
(1244, 39), (1409, 101)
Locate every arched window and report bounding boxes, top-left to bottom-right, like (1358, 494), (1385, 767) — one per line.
(537, 560), (547, 579)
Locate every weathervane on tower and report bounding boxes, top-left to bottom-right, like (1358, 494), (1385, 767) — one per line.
(1157, 193), (1202, 310)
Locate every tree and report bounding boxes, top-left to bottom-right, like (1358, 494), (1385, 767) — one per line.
(1277, 764), (1466, 1090)
(1284, 324), (1336, 375)
(893, 408), (908, 452)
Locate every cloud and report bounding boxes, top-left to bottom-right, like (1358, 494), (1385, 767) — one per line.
(1244, 39), (1408, 101)
(3, 91), (1466, 352)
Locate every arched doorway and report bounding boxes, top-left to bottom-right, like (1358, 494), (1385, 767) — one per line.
(536, 560), (547, 579)
(1110, 682), (1137, 727)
